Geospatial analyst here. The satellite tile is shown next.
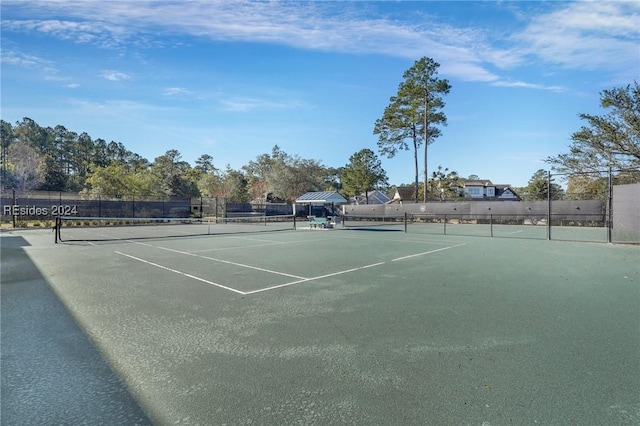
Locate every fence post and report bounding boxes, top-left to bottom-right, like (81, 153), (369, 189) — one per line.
(490, 213), (493, 237)
(607, 166), (613, 243)
(12, 188), (16, 228)
(547, 170), (552, 240)
(54, 216), (60, 244)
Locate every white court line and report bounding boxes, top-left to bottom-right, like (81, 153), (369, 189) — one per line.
(115, 251), (246, 295)
(115, 250), (385, 296)
(117, 241), (465, 296)
(391, 243), (467, 261)
(131, 241), (306, 279)
(188, 237), (330, 254)
(189, 240), (286, 253)
(332, 232), (457, 246)
(242, 261), (387, 295)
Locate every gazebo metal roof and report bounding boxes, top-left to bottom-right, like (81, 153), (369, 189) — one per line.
(295, 191), (348, 204)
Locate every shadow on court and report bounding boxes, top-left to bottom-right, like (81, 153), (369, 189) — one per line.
(1, 234), (151, 425)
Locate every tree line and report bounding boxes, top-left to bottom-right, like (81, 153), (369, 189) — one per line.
(0, 120), (309, 201)
(2, 58), (638, 203)
(0, 117), (393, 203)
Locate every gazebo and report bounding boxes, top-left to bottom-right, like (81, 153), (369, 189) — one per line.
(294, 191), (348, 225)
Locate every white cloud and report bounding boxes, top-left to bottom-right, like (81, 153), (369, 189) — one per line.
(3, 1), (637, 88)
(218, 96), (304, 113)
(1, 47), (77, 84)
(0, 1), (507, 83)
(100, 70), (131, 81)
(3, 18), (131, 49)
(1, 49), (52, 68)
(517, 2), (640, 72)
(491, 80), (567, 93)
(163, 87), (190, 96)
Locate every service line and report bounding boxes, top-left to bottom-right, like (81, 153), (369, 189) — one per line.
(391, 243), (467, 262)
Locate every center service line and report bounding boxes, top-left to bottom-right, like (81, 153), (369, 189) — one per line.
(243, 261), (387, 295)
(391, 243), (467, 262)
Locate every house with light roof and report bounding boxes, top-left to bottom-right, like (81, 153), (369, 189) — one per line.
(463, 180), (521, 201)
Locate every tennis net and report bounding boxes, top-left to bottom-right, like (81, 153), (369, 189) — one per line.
(55, 214), (297, 243)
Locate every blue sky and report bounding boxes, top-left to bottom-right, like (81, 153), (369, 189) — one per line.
(1, 1), (638, 188)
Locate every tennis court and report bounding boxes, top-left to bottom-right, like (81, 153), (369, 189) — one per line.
(2, 224), (639, 424)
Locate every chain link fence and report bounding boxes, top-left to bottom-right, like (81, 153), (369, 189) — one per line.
(341, 168), (639, 244)
(1, 190), (192, 228)
(1, 190), (295, 228)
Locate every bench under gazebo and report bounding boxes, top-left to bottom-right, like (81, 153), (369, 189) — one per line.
(294, 191), (348, 228)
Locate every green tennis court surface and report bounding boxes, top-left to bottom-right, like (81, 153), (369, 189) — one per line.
(2, 227), (639, 424)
